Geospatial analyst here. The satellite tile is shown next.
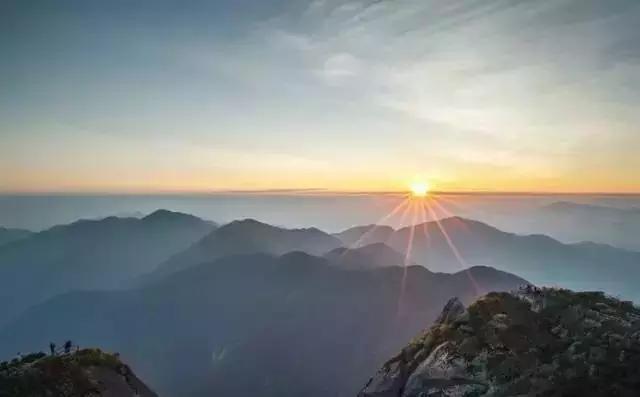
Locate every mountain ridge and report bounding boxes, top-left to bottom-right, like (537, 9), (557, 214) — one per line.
(0, 209), (215, 327)
(1, 250), (527, 397)
(336, 216), (640, 301)
(0, 348), (158, 397)
(151, 218), (343, 279)
(0, 227), (32, 247)
(359, 287), (640, 397)
(324, 243), (408, 269)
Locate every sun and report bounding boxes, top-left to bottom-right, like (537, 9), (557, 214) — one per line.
(410, 181), (430, 197)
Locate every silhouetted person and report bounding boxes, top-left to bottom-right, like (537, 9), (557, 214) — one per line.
(49, 342), (56, 356)
(64, 340), (72, 354)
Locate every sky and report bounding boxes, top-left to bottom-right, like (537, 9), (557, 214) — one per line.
(1, 0), (639, 194)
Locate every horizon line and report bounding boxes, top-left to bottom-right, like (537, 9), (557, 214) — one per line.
(2, 188), (640, 197)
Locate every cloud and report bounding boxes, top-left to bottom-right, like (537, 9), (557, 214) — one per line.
(3, 0), (640, 192)
(318, 52), (362, 84)
(173, 0), (640, 184)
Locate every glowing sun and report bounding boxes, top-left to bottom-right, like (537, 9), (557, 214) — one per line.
(410, 181), (430, 197)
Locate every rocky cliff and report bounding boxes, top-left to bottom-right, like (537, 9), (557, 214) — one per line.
(0, 348), (157, 396)
(359, 287), (640, 396)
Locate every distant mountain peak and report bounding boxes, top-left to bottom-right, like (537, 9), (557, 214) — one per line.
(546, 200), (584, 209)
(346, 224), (394, 232)
(152, 218), (343, 279)
(0, 209), (216, 326)
(142, 209), (207, 223)
(328, 242), (397, 256)
(325, 242), (407, 269)
(215, 218), (284, 235)
(144, 208), (181, 218)
(333, 224), (396, 246)
(220, 218), (327, 235)
(432, 216), (502, 231)
(391, 216), (508, 244)
(225, 218), (266, 226)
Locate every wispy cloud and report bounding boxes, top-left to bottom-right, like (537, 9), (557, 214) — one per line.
(2, 0), (640, 192)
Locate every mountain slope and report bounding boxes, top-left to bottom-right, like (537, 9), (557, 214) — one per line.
(0, 209), (215, 326)
(536, 201), (640, 251)
(0, 348), (157, 397)
(152, 218), (343, 277)
(1, 253), (526, 397)
(324, 243), (407, 269)
(360, 287), (640, 397)
(333, 225), (396, 247)
(484, 201), (640, 251)
(361, 216), (640, 301)
(0, 227), (32, 247)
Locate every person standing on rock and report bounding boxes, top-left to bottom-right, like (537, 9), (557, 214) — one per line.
(49, 342), (56, 356)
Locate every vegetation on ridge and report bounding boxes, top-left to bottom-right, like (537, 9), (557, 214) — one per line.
(0, 348), (147, 397)
(361, 287), (640, 396)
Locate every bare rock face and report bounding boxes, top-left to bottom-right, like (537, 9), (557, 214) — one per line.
(434, 297), (466, 325)
(0, 348), (158, 397)
(401, 342), (487, 397)
(358, 359), (407, 397)
(359, 288), (640, 397)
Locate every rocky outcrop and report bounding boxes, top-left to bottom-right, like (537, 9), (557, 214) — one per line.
(359, 288), (640, 397)
(434, 297), (466, 325)
(0, 348), (158, 396)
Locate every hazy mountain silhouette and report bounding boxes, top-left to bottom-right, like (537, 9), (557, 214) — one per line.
(484, 201), (640, 251)
(545, 201), (640, 215)
(0, 252), (526, 397)
(336, 216), (640, 300)
(151, 218), (343, 278)
(333, 225), (395, 247)
(532, 201), (640, 251)
(0, 227), (32, 247)
(324, 243), (408, 269)
(2, 212), (637, 396)
(0, 209), (215, 326)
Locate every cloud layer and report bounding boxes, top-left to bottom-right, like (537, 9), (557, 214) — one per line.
(1, 0), (639, 192)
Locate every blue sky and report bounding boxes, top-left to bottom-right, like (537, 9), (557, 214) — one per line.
(1, 0), (639, 193)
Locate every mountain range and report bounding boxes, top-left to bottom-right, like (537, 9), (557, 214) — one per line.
(0, 251), (526, 397)
(336, 217), (640, 301)
(149, 218), (343, 279)
(0, 210), (215, 327)
(324, 242), (408, 269)
(141, 215), (640, 301)
(1, 209), (639, 396)
(536, 201), (640, 251)
(482, 201), (640, 252)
